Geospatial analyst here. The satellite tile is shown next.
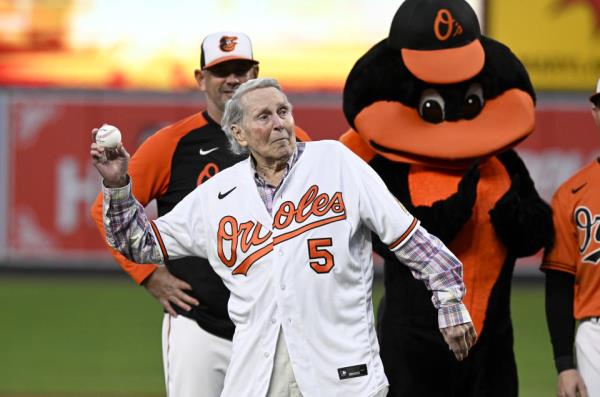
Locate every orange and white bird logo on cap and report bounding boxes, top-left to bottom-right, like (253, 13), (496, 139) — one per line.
(219, 36), (238, 52)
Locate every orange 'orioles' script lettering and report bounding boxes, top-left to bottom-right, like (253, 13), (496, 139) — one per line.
(216, 185), (347, 276)
(273, 185), (345, 229)
(217, 216), (272, 268)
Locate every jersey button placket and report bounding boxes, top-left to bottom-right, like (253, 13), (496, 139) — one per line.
(271, 302), (278, 325)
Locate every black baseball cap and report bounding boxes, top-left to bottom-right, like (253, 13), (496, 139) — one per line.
(388, 0), (484, 84)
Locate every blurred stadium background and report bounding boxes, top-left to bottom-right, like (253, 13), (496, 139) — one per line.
(0, 0), (598, 395)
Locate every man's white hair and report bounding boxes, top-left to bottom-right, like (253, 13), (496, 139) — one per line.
(221, 77), (291, 155)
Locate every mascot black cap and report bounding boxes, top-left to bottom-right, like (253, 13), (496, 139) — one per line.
(389, 0), (484, 84)
(342, 0), (536, 168)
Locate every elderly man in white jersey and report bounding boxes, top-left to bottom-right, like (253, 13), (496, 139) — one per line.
(91, 77), (476, 397)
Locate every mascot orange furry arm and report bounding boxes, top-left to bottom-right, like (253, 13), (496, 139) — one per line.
(340, 0), (553, 396)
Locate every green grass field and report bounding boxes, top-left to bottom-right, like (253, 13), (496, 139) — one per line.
(0, 275), (555, 396)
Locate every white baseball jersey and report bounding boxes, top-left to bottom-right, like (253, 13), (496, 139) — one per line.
(104, 140), (469, 397)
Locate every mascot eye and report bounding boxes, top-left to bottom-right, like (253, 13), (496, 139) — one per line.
(418, 89), (445, 124)
(462, 83), (484, 120)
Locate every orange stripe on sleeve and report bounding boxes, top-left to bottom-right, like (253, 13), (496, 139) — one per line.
(541, 261), (577, 275)
(150, 221), (169, 262)
(388, 218), (419, 250)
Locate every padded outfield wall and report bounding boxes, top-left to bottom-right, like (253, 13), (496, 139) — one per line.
(0, 88), (597, 274)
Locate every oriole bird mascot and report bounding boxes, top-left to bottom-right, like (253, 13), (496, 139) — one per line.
(340, 0), (553, 396)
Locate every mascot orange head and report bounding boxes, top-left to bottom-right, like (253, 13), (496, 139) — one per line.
(343, 0), (536, 169)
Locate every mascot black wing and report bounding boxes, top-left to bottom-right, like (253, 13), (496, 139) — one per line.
(340, 0), (553, 396)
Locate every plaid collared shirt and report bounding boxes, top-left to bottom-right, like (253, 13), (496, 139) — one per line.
(395, 227), (469, 328)
(252, 142), (305, 215)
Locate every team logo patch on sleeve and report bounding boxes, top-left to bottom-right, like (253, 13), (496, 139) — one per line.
(338, 364), (368, 380)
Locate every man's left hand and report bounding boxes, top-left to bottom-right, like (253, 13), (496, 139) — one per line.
(440, 322), (477, 361)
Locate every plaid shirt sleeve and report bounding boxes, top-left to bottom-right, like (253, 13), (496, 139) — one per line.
(102, 180), (164, 265)
(394, 226), (472, 329)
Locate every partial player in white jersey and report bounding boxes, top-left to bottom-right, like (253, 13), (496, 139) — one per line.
(91, 78), (476, 397)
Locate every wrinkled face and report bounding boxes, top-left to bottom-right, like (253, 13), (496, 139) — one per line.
(196, 60), (258, 113)
(233, 87), (296, 164)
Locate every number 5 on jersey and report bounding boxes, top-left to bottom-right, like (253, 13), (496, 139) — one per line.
(308, 238), (334, 273)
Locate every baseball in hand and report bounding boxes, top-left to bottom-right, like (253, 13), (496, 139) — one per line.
(96, 124), (122, 148)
